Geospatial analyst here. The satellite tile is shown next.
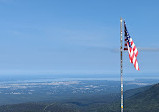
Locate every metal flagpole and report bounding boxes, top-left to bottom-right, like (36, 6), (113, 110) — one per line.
(120, 17), (123, 112)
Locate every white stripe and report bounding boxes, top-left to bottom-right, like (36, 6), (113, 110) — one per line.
(136, 61), (139, 70)
(130, 49), (133, 57)
(131, 43), (135, 48)
(134, 48), (138, 55)
(132, 56), (136, 64)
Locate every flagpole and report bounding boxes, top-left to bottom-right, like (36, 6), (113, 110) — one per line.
(120, 17), (123, 112)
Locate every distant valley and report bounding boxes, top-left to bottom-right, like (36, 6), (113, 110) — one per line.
(0, 74), (158, 112)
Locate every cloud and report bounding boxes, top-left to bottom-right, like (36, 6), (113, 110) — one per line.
(111, 47), (159, 53)
(138, 48), (159, 52)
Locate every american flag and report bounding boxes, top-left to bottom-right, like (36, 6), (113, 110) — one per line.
(124, 21), (139, 71)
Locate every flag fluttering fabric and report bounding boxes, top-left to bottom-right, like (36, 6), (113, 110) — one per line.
(124, 21), (139, 71)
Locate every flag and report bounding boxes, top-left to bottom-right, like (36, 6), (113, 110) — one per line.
(124, 21), (139, 71)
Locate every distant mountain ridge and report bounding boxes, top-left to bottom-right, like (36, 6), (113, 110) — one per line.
(124, 83), (159, 112)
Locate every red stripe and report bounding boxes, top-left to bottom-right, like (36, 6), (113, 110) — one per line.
(133, 46), (136, 51)
(131, 41), (133, 46)
(131, 51), (135, 62)
(135, 51), (138, 57)
(129, 48), (133, 63)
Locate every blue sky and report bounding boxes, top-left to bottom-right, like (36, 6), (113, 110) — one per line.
(0, 0), (158, 75)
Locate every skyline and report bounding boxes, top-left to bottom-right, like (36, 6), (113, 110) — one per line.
(0, 0), (159, 75)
